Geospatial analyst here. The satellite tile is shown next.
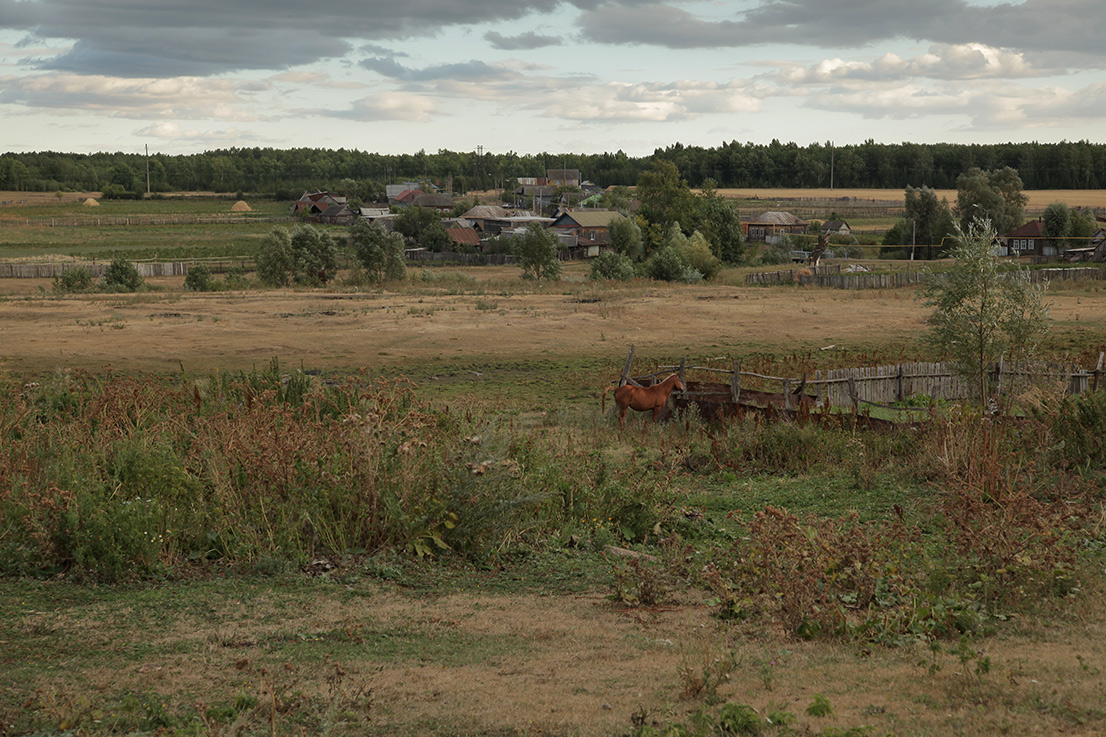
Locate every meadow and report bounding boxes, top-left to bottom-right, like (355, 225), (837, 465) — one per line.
(2, 193), (1106, 736)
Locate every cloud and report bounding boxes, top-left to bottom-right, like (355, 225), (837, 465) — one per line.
(359, 55), (512, 83)
(484, 31), (563, 50)
(577, 0), (1106, 61)
(133, 121), (255, 143)
(0, 0), (602, 77)
(773, 44), (1043, 84)
(321, 93), (437, 122)
(0, 73), (259, 120)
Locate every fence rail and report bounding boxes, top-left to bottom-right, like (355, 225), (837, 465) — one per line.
(651, 355), (1103, 408)
(747, 265), (1106, 289)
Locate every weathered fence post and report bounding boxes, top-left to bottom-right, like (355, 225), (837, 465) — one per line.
(847, 373), (859, 413)
(731, 360), (741, 405)
(1095, 352), (1104, 392)
(896, 364), (904, 403)
(783, 378), (793, 411)
(678, 357), (687, 390)
(620, 346), (635, 387)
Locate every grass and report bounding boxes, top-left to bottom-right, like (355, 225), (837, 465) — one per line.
(3, 227), (1106, 733)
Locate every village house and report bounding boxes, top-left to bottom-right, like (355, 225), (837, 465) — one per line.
(821, 220), (851, 238)
(742, 211), (808, 243)
(410, 192), (455, 213)
(999, 219), (1048, 258)
(548, 209), (625, 259)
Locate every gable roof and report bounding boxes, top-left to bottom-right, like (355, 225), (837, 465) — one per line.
(411, 192), (455, 209)
(748, 211), (806, 226)
(822, 220), (849, 231)
(1002, 220), (1045, 239)
(550, 209), (625, 229)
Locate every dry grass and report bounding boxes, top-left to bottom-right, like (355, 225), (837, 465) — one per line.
(2, 267), (1106, 375)
(13, 580), (1106, 736)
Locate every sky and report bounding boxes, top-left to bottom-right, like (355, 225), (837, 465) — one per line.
(1, 0), (1104, 157)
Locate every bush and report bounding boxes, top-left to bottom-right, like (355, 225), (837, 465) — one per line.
(101, 258), (143, 292)
(645, 245), (699, 282)
(184, 263), (214, 292)
(589, 251), (636, 281)
(352, 219), (407, 282)
(256, 224), (338, 286)
(52, 267), (94, 294)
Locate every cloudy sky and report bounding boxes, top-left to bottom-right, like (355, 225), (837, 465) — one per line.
(1, 0), (1104, 156)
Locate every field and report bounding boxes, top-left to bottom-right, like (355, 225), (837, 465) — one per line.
(4, 194), (1106, 736)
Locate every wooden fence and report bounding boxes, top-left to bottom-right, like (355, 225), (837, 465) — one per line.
(748, 265), (1106, 289)
(0, 258), (252, 278)
(647, 355), (1103, 410)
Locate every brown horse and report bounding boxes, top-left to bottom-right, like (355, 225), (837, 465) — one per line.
(602, 373), (685, 428)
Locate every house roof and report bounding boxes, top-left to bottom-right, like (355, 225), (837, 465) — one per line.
(411, 192), (455, 209)
(748, 211), (807, 226)
(551, 210), (625, 229)
(546, 169), (580, 181)
(1002, 220), (1045, 239)
(445, 228), (481, 247)
(394, 189), (419, 204)
(461, 205), (515, 220)
(822, 220), (850, 230)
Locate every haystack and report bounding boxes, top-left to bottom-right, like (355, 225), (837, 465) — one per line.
(82, 198), (100, 207)
(231, 200), (252, 212)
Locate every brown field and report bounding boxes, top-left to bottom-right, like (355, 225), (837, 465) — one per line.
(3, 265), (1106, 377)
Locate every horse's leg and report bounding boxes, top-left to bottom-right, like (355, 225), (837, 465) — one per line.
(618, 405), (627, 429)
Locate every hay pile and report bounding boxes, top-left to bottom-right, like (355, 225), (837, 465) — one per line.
(82, 198), (100, 207)
(231, 200), (252, 212)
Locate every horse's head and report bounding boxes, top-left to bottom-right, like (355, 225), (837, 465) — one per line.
(669, 374), (685, 392)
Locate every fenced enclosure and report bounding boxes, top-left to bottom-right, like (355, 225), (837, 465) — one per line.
(746, 265), (1106, 289)
(0, 258), (253, 278)
(614, 347), (1105, 418)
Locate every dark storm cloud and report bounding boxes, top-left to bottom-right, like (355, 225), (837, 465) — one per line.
(578, 0), (1106, 58)
(0, 0), (609, 77)
(484, 31), (564, 50)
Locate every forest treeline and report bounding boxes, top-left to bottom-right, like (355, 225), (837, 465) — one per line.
(1, 139), (1103, 197)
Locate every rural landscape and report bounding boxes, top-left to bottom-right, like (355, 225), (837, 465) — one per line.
(4, 144), (1106, 737)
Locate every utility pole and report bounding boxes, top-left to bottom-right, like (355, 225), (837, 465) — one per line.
(145, 144), (151, 198)
(476, 145), (484, 191)
(829, 142), (834, 191)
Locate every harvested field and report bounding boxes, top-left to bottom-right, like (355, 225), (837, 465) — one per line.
(3, 266), (1106, 376)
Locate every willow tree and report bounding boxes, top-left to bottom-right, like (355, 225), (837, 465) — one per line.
(921, 219), (1049, 403)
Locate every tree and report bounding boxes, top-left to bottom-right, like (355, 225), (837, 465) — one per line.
(955, 166), (1027, 235)
(256, 224), (338, 286)
(609, 216), (644, 261)
(102, 257), (143, 292)
(636, 160), (698, 235)
(679, 231), (722, 280)
(256, 227), (295, 286)
(394, 206), (450, 251)
(921, 219), (1049, 403)
(289, 224), (339, 285)
(699, 198), (746, 264)
(902, 185), (955, 257)
(514, 223), (562, 281)
(184, 263), (215, 292)
(352, 219), (407, 282)
(1042, 202), (1072, 254)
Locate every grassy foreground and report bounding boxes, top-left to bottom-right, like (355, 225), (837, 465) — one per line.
(3, 356), (1106, 736)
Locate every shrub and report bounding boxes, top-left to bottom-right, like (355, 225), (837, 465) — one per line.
(184, 263), (214, 292)
(101, 258), (143, 292)
(589, 251), (636, 281)
(351, 219), (407, 282)
(645, 245), (698, 282)
(52, 267), (94, 294)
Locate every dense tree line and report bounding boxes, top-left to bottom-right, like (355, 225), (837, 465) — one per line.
(1, 140), (1103, 195)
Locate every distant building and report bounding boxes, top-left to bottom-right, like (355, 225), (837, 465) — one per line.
(742, 211), (807, 243)
(999, 219), (1048, 258)
(821, 220), (851, 237)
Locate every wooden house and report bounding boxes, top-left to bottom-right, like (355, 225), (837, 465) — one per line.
(999, 219), (1048, 258)
(742, 211), (807, 243)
